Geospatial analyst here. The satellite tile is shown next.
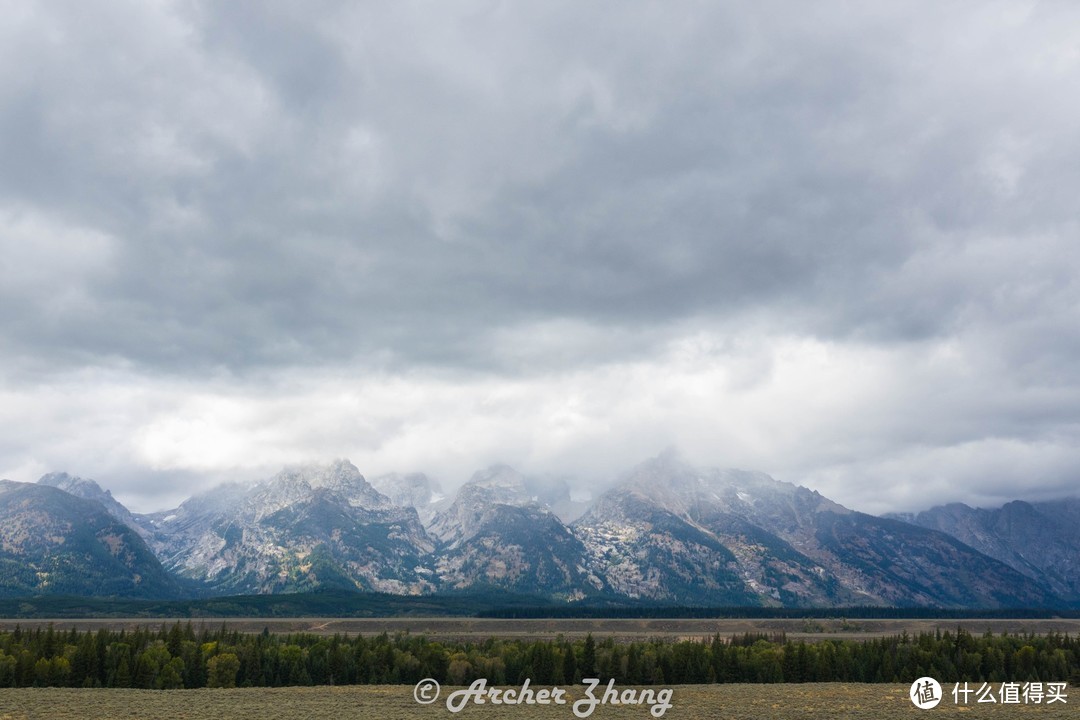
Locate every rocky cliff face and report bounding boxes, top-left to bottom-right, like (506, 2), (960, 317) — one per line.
(574, 487), (762, 604)
(4, 456), (1072, 608)
(428, 465), (603, 598)
(141, 460), (436, 595)
(573, 455), (1058, 608)
(428, 465), (535, 545)
(887, 498), (1080, 603)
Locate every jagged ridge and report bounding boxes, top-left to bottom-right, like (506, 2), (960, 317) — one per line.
(0, 456), (1072, 608)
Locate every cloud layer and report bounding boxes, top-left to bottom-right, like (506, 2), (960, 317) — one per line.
(2, 1), (1080, 513)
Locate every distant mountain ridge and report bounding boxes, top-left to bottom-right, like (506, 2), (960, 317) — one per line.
(138, 460), (436, 595)
(0, 456), (1074, 608)
(429, 465), (604, 598)
(573, 455), (1056, 608)
(885, 499), (1080, 602)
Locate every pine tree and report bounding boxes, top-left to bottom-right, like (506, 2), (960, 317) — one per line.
(582, 633), (596, 678)
(562, 641), (578, 683)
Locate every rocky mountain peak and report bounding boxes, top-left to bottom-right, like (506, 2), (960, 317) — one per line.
(38, 471), (107, 495)
(452, 464), (538, 511)
(604, 455), (849, 526)
(427, 464), (542, 544)
(267, 459), (362, 490)
(6, 457), (1072, 608)
(36, 471), (142, 530)
(255, 459), (392, 515)
(467, 464), (530, 492)
(137, 460), (434, 595)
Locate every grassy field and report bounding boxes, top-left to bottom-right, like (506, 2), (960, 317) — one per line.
(0, 683), (1073, 720)
(2, 617), (1079, 643)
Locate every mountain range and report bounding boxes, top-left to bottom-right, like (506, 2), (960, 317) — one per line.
(1, 455), (1076, 608)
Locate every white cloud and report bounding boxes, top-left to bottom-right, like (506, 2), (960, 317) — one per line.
(1, 325), (1074, 515)
(2, 1), (1080, 514)
(0, 205), (115, 299)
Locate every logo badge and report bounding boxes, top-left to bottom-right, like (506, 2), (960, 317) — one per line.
(910, 677), (942, 709)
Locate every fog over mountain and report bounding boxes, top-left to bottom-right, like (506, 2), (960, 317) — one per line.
(3, 3), (1080, 516)
(2, 456), (1071, 608)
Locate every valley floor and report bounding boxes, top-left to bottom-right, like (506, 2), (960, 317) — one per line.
(2, 617), (1080, 643)
(0, 683), (1073, 720)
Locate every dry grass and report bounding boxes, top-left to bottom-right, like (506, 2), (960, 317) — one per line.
(0, 684), (1073, 720)
(3, 617), (1079, 643)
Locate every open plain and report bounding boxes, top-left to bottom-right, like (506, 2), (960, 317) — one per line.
(2, 617), (1078, 643)
(0, 683), (1074, 720)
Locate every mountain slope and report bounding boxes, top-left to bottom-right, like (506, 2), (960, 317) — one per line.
(575, 455), (1058, 608)
(37, 472), (144, 534)
(429, 465), (604, 598)
(144, 460), (436, 595)
(575, 489), (763, 604)
(0, 480), (180, 598)
(11, 457), (1072, 608)
(888, 499), (1080, 603)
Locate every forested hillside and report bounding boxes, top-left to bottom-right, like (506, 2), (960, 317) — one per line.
(1, 624), (1077, 689)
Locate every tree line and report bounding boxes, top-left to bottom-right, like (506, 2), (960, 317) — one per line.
(480, 606), (1080, 620)
(0, 624), (1077, 689)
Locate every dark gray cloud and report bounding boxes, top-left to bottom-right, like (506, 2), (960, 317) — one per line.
(2, 1), (1080, 512)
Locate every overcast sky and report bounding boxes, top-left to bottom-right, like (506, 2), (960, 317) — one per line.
(2, 1), (1080, 514)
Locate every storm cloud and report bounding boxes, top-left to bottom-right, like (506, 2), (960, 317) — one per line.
(2, 1), (1080, 514)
